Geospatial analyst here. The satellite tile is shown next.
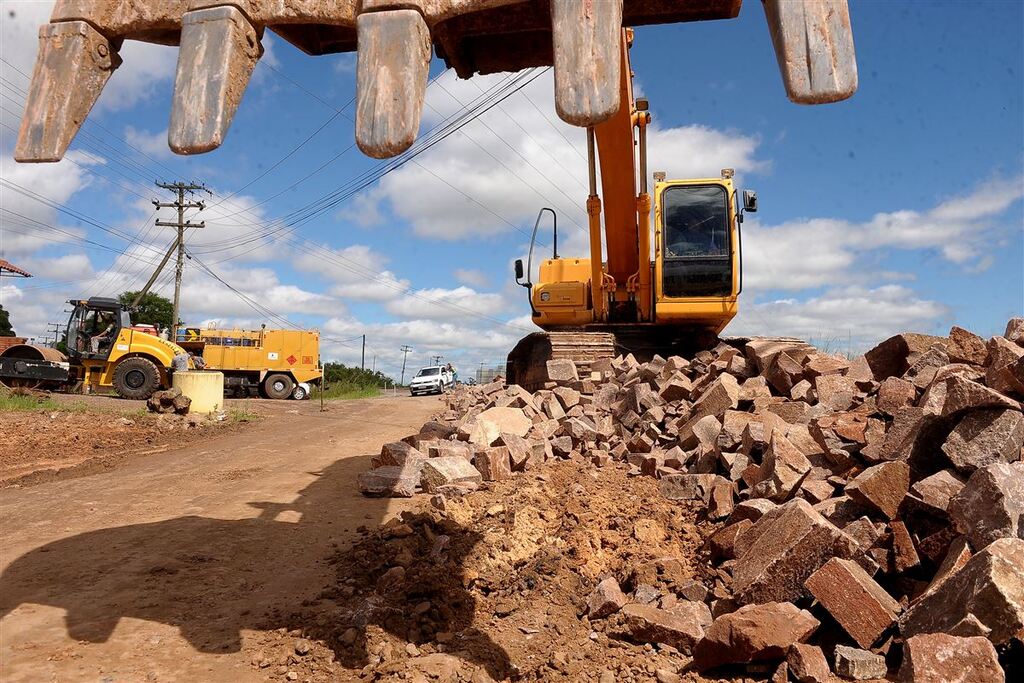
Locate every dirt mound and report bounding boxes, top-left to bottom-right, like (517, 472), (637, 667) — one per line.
(249, 461), (722, 682)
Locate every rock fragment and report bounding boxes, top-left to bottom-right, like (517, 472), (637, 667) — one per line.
(948, 462), (1024, 548)
(620, 602), (711, 655)
(834, 645), (887, 680)
(804, 558), (900, 648)
(899, 633), (1003, 683)
(900, 538), (1024, 645)
(692, 602), (819, 671)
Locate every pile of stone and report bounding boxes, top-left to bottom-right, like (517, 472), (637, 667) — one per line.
(146, 387), (191, 414)
(359, 320), (1024, 680)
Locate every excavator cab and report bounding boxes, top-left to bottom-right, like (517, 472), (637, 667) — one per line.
(652, 172), (755, 333)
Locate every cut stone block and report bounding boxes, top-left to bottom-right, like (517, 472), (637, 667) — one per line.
(587, 577), (628, 618)
(692, 602), (819, 672)
(420, 456), (483, 493)
(834, 645), (886, 680)
(787, 643), (830, 683)
(620, 602), (711, 655)
(864, 333), (946, 380)
(751, 430), (813, 502)
(899, 633), (1002, 683)
(948, 461), (1024, 549)
(900, 538), (1024, 645)
(909, 469), (964, 515)
(941, 408), (1024, 473)
(545, 358), (579, 382)
(469, 406), (531, 446)
(804, 558), (900, 648)
(731, 499), (859, 604)
(845, 461), (910, 520)
(474, 446), (511, 481)
(690, 373), (740, 420)
(358, 465), (420, 497)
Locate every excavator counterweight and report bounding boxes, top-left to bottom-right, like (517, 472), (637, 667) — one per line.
(15, 0), (856, 162)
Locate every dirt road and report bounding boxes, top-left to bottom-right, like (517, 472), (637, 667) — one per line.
(0, 396), (438, 682)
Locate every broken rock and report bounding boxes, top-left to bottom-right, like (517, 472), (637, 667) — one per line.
(468, 407), (531, 446)
(357, 466), (419, 498)
(587, 577), (628, 619)
(620, 601), (711, 655)
(834, 645), (886, 681)
(420, 456), (483, 493)
(731, 499), (859, 604)
(786, 643), (830, 683)
(692, 602), (819, 671)
(900, 538), (1024, 645)
(845, 460), (910, 520)
(941, 408), (1024, 473)
(804, 558), (900, 648)
(948, 461), (1024, 549)
(899, 633), (1003, 683)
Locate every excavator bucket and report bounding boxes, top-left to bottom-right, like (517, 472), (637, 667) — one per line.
(14, 0), (858, 163)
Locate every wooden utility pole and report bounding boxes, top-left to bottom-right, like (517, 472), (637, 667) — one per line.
(153, 181), (210, 340)
(400, 345), (413, 385)
(361, 334), (366, 371)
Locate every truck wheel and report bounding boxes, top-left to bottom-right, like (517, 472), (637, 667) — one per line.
(263, 373), (294, 400)
(113, 357), (161, 400)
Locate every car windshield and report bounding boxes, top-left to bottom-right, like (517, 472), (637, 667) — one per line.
(417, 368), (440, 377)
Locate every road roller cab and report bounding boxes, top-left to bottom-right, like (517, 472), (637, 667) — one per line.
(65, 298), (187, 399)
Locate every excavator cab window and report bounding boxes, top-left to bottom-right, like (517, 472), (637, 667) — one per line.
(661, 185), (732, 298)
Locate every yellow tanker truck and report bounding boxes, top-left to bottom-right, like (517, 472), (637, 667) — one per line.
(176, 326), (321, 399)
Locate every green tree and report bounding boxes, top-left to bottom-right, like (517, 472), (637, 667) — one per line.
(119, 291), (175, 330)
(0, 304), (15, 337)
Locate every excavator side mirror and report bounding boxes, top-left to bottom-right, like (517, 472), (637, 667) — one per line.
(514, 259), (528, 287)
(743, 190), (758, 213)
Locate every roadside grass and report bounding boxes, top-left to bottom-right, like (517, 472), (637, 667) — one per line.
(0, 392), (61, 412)
(315, 383), (381, 401)
(227, 407), (259, 423)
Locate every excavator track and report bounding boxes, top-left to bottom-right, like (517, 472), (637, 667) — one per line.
(506, 326), (726, 390)
(506, 332), (616, 391)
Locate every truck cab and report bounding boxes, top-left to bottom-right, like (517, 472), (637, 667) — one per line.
(409, 366), (453, 396)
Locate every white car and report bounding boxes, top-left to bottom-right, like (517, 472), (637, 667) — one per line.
(409, 366), (453, 396)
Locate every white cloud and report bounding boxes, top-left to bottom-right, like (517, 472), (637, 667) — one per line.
(454, 268), (491, 288)
(123, 126), (174, 160)
(743, 177), (1024, 291)
(384, 285), (508, 321)
(345, 69), (765, 241)
(729, 284), (950, 352)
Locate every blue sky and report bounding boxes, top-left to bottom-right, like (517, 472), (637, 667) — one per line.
(1, 0), (1021, 378)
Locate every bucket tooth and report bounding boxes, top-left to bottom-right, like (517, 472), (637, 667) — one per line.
(550, 0), (623, 126)
(355, 9), (431, 159)
(14, 21), (121, 163)
(763, 0), (858, 104)
(169, 5), (262, 155)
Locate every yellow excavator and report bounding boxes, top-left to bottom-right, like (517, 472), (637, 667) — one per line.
(13, 1), (858, 386)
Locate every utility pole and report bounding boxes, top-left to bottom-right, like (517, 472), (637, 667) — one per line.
(46, 322), (62, 347)
(372, 354), (376, 373)
(361, 334), (366, 371)
(400, 345), (413, 385)
(431, 354), (443, 365)
(154, 181), (210, 340)
(479, 361), (485, 383)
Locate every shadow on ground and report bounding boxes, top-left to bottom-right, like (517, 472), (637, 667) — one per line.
(0, 455), (510, 678)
